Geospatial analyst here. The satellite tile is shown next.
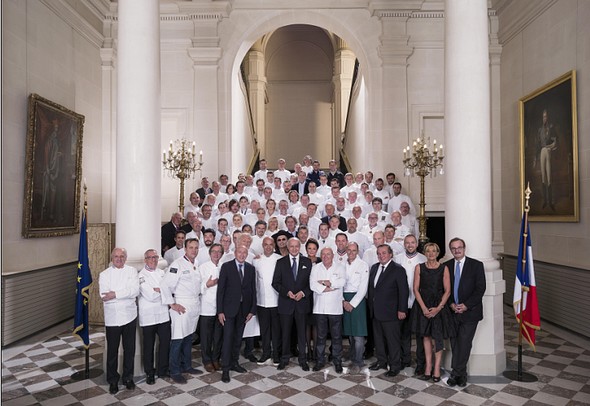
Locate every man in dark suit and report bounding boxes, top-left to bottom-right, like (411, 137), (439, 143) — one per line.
(272, 238), (313, 371)
(367, 244), (409, 377)
(306, 160), (323, 186)
(195, 176), (212, 203)
(217, 245), (257, 383)
(444, 237), (486, 387)
(161, 212), (182, 255)
(326, 159), (345, 188)
(291, 171), (310, 196)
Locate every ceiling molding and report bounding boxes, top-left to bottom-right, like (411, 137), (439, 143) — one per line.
(40, 0), (105, 48)
(492, 0), (558, 44)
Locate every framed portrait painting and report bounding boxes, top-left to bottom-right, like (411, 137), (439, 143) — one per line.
(519, 70), (579, 222)
(22, 94), (85, 238)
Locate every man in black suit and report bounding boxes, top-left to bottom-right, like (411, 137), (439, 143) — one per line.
(367, 244), (409, 377)
(326, 159), (345, 188)
(161, 212), (182, 255)
(272, 238), (313, 371)
(195, 177), (212, 203)
(291, 171), (310, 196)
(217, 245), (257, 383)
(306, 160), (323, 186)
(445, 237), (486, 387)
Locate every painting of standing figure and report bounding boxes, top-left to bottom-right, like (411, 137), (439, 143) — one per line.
(519, 71), (578, 222)
(23, 94), (85, 238)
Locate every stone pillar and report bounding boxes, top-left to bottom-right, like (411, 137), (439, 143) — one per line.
(245, 40), (267, 159)
(188, 16), (222, 178)
(377, 13), (413, 185)
(116, 0), (161, 263)
(332, 39), (356, 160)
(113, 0), (162, 379)
(444, 0), (506, 375)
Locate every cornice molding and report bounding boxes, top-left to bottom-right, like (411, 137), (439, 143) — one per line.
(39, 0), (104, 48)
(493, 0), (558, 44)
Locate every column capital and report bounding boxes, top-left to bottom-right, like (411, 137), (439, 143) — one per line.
(188, 47), (222, 66)
(379, 37), (413, 66)
(100, 47), (116, 69)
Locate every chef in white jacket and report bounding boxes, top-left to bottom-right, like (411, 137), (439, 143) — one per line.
(138, 249), (174, 385)
(99, 248), (139, 395)
(162, 238), (203, 384)
(198, 243), (224, 372)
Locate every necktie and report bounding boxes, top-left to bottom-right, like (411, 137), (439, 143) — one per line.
(374, 265), (385, 287)
(239, 264), (244, 283)
(454, 261), (461, 303)
(292, 258), (298, 279)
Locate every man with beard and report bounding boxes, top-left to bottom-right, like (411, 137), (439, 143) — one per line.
(196, 229), (216, 265)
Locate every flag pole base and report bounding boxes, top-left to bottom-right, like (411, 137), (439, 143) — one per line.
(71, 368), (103, 381)
(502, 370), (538, 382)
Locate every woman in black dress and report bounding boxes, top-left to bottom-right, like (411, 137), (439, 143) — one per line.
(413, 242), (453, 382)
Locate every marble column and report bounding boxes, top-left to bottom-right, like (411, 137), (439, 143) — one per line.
(116, 0), (161, 264)
(444, 0), (506, 375)
(333, 39), (356, 160)
(112, 0), (161, 379)
(245, 41), (267, 159)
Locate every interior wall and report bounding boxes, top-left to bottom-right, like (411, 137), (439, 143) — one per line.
(264, 25), (335, 167)
(2, 0), (103, 273)
(499, 0), (589, 269)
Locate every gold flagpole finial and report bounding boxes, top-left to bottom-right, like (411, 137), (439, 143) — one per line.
(524, 182), (532, 213)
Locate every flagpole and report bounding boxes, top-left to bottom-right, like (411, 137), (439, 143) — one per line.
(503, 184), (537, 382)
(72, 180), (103, 381)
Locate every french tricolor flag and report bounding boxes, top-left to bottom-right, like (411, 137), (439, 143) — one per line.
(513, 213), (541, 350)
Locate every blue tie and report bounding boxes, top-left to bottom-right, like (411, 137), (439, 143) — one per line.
(292, 258), (298, 279)
(454, 261), (461, 303)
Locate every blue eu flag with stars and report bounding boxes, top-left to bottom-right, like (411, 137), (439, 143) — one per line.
(73, 212), (92, 349)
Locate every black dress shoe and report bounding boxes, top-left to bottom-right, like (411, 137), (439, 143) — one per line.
(401, 361), (411, 369)
(277, 361), (287, 370)
(221, 371), (230, 383)
(369, 362), (387, 371)
(458, 376), (467, 387)
(414, 368), (425, 376)
(385, 369), (400, 377)
(123, 380), (135, 390)
(185, 367), (203, 375)
(447, 376), (458, 387)
(230, 364), (247, 373)
(418, 374), (431, 381)
(312, 362), (325, 372)
(334, 364), (343, 374)
(246, 354), (258, 363)
(146, 374), (155, 385)
(300, 362), (310, 371)
(109, 383), (118, 394)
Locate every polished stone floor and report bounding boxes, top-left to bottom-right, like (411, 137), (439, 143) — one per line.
(2, 307), (590, 405)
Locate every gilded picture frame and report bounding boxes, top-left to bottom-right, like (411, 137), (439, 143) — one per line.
(22, 94), (85, 238)
(519, 70), (578, 222)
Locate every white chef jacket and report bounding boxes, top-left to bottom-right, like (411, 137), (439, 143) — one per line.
(310, 262), (346, 315)
(138, 266), (174, 327)
(99, 265), (139, 327)
(199, 260), (221, 316)
(394, 251), (427, 308)
(253, 253), (281, 308)
(163, 256), (202, 340)
(164, 246), (184, 265)
(343, 257), (370, 308)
